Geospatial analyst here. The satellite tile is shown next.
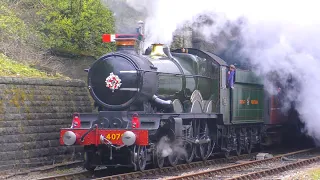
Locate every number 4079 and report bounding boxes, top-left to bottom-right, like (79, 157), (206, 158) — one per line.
(106, 133), (121, 140)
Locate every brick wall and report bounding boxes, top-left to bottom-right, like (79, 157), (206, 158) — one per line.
(0, 77), (93, 170)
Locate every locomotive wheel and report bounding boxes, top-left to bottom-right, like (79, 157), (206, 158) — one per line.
(183, 143), (195, 163)
(198, 140), (213, 161)
(223, 131), (232, 159)
(183, 122), (195, 163)
(235, 131), (242, 156)
(224, 149), (231, 159)
(251, 128), (262, 151)
(245, 129), (253, 154)
(153, 146), (164, 168)
(84, 151), (96, 172)
(196, 120), (212, 161)
(167, 150), (179, 166)
(137, 146), (147, 171)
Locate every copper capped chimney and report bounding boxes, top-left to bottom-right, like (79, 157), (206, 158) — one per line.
(115, 37), (138, 52)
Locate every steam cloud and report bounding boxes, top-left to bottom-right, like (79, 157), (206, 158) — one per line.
(156, 136), (187, 159)
(123, 0), (320, 143)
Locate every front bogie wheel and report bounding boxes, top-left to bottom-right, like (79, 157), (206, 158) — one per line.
(137, 146), (147, 171)
(153, 146), (165, 168)
(84, 151), (96, 172)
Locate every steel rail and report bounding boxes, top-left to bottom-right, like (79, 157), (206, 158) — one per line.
(1, 161), (83, 180)
(227, 155), (320, 180)
(164, 148), (317, 180)
(37, 153), (257, 180)
(36, 170), (92, 180)
(93, 153), (257, 180)
(36, 148), (317, 180)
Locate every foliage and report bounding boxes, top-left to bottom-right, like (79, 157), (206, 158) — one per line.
(0, 53), (67, 79)
(0, 3), (28, 42)
(37, 0), (116, 56)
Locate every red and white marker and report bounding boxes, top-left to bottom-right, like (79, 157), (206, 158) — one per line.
(102, 34), (141, 43)
(102, 34), (116, 42)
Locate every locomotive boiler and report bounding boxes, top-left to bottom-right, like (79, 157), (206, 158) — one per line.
(88, 38), (215, 114)
(59, 32), (296, 172)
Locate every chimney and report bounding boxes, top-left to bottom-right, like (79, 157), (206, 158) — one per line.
(150, 43), (167, 58)
(115, 38), (137, 52)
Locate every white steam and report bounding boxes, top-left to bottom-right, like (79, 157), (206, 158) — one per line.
(126, 0), (320, 45)
(156, 136), (187, 159)
(123, 0), (320, 142)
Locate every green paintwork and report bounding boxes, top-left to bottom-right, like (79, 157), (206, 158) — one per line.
(209, 78), (220, 113)
(218, 67), (265, 124)
(148, 52), (220, 110)
(169, 48), (265, 125)
(219, 66), (230, 123)
(235, 70), (264, 85)
(231, 83), (264, 123)
(232, 69), (264, 123)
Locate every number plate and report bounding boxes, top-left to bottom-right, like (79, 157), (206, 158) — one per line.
(101, 130), (148, 145)
(105, 133), (122, 141)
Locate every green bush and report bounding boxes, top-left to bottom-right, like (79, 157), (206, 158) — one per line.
(37, 0), (116, 56)
(0, 4), (28, 42)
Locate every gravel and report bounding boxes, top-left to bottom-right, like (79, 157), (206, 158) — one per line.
(261, 161), (320, 180)
(140, 150), (320, 180)
(209, 151), (320, 179)
(0, 166), (85, 180)
(138, 159), (252, 180)
(0, 149), (317, 180)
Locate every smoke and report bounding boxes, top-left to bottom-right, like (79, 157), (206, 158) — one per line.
(123, 0), (320, 142)
(156, 136), (187, 159)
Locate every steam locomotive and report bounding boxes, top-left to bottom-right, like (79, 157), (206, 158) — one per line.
(59, 34), (295, 171)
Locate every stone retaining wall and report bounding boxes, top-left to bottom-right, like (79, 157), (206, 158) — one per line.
(0, 77), (93, 170)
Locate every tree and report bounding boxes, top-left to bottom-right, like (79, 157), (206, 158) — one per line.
(37, 0), (116, 56)
(0, 4), (28, 43)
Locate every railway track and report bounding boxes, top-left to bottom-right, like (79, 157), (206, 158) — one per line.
(36, 153), (257, 180)
(165, 148), (320, 180)
(35, 148), (319, 180)
(0, 161), (83, 180)
(36, 171), (92, 180)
